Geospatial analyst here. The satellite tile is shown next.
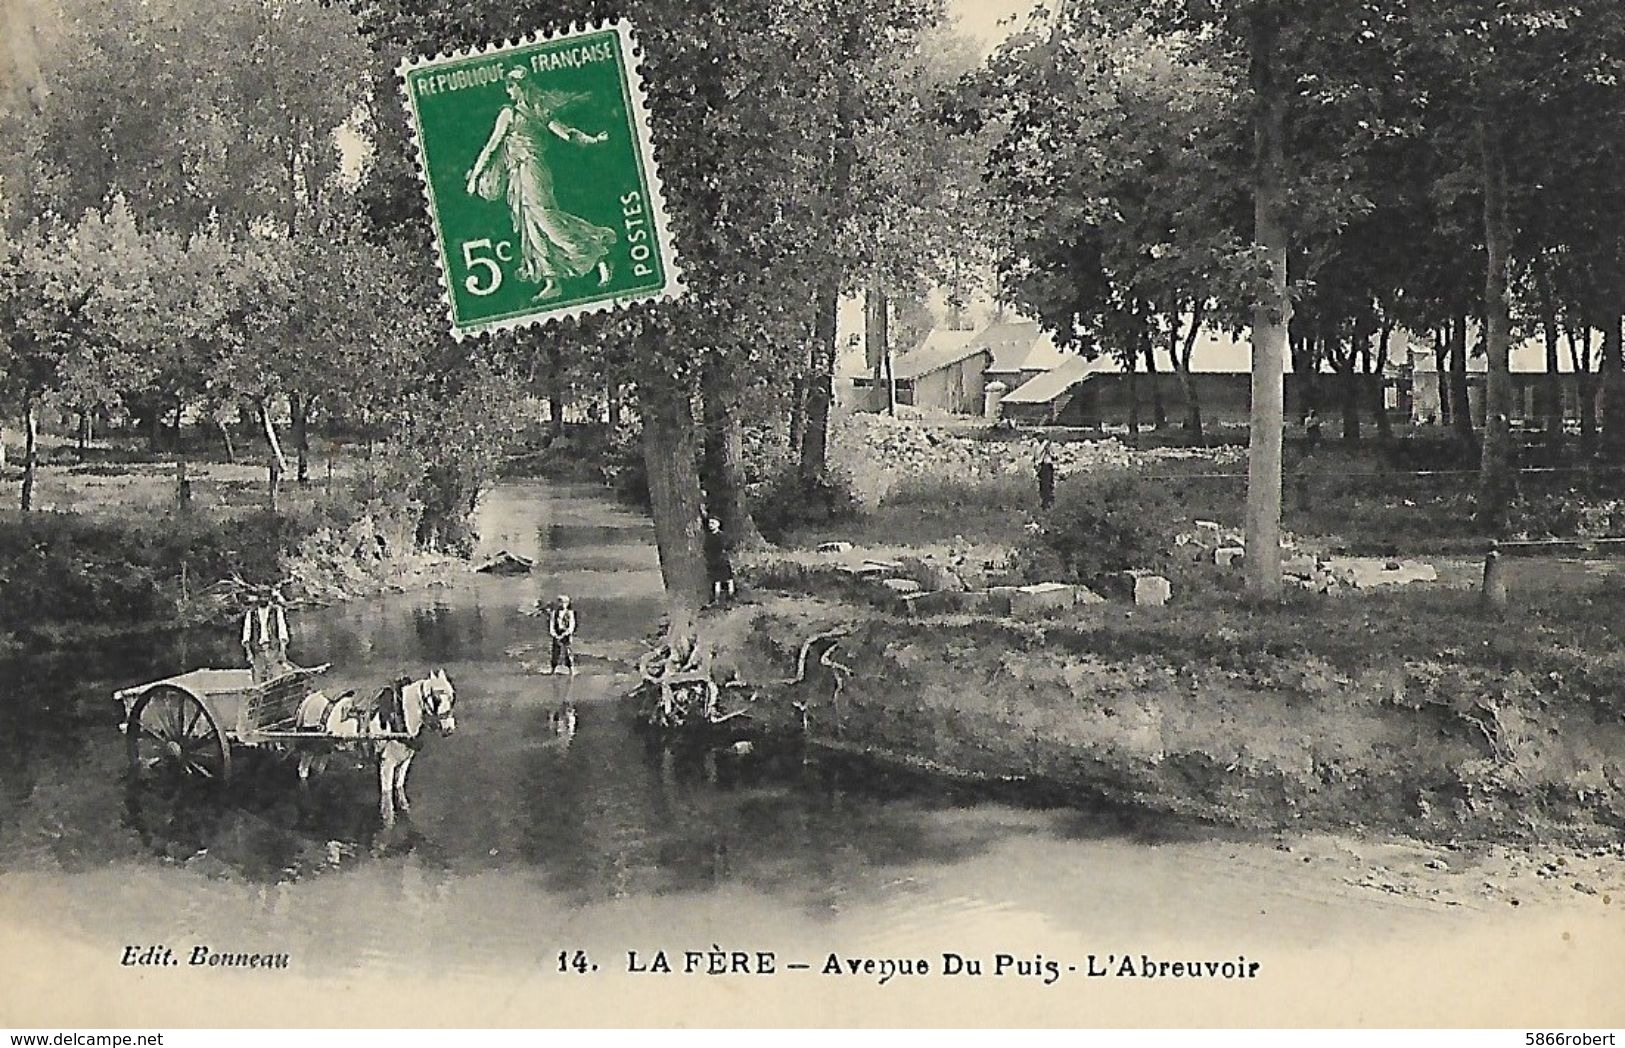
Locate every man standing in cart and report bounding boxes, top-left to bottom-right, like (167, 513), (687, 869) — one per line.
(548, 594), (578, 675)
(242, 587), (294, 683)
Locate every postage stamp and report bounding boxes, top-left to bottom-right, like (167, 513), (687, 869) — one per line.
(398, 20), (682, 339)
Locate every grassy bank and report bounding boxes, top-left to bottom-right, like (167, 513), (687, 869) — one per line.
(0, 445), (454, 656)
(721, 581), (1625, 846)
(716, 425), (1625, 845)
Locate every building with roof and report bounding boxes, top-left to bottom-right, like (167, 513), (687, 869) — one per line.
(995, 327), (1382, 427)
(978, 320), (1075, 391)
(849, 329), (991, 414)
(1408, 334), (1596, 426)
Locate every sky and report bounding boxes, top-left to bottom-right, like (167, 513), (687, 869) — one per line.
(946, 0), (1044, 52)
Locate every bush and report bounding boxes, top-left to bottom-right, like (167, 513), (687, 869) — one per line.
(883, 473), (1034, 514)
(0, 509), (305, 640)
(1017, 468), (1185, 582)
(750, 468), (861, 543)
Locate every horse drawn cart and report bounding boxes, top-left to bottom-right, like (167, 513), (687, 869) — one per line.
(115, 664), (413, 784)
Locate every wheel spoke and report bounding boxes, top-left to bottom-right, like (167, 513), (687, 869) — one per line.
(163, 695), (185, 738)
(183, 704), (202, 738)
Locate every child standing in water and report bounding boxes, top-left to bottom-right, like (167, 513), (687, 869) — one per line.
(548, 594), (577, 675)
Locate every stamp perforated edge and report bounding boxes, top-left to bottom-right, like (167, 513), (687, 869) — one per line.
(395, 18), (687, 342)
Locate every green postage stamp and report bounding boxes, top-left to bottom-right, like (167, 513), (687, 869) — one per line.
(398, 20), (682, 339)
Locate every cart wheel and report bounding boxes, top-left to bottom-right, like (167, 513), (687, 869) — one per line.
(127, 685), (232, 784)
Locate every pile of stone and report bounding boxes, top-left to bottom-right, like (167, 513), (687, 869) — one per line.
(831, 412), (1243, 506)
(1175, 520), (1439, 594)
(813, 543), (1170, 619)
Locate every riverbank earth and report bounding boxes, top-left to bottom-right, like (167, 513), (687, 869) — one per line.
(0, 442), (463, 655)
(1, 482), (1621, 1027)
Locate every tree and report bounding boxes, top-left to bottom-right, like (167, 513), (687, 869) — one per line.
(0, 201), (158, 508)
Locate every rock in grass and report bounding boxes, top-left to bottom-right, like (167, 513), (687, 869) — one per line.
(899, 590), (963, 617)
(1011, 582), (1076, 617)
(900, 555), (968, 593)
(1074, 585), (1105, 605)
(817, 540), (853, 554)
(476, 550), (534, 575)
(1133, 574), (1171, 607)
(881, 577), (923, 595)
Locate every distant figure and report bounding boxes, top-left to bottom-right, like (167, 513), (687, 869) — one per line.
(1304, 408), (1323, 448)
(548, 595), (577, 675)
(704, 517), (736, 605)
(242, 589), (292, 684)
(1036, 443), (1057, 510)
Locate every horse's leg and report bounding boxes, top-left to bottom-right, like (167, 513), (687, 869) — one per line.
(378, 749), (396, 828)
(393, 751), (414, 814)
(297, 753), (312, 786)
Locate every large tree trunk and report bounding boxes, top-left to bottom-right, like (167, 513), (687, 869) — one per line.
(21, 398), (38, 512)
(1450, 314), (1477, 453)
(1534, 255), (1564, 443)
(1568, 325), (1595, 454)
(699, 352), (765, 551)
(1374, 318), (1394, 443)
(1435, 327), (1452, 426)
(640, 382), (710, 644)
(259, 398), (287, 513)
(548, 343), (565, 439)
(788, 368), (808, 458)
(290, 392), (312, 486)
(865, 284), (893, 415)
(800, 24), (857, 481)
(1602, 312), (1625, 462)
(1338, 340), (1361, 443)
(1477, 112), (1517, 534)
(801, 295), (835, 480)
(1245, 7), (1288, 598)
(1125, 339), (1141, 442)
(1172, 303), (1204, 441)
(1144, 338), (1166, 428)
(606, 378), (622, 429)
(75, 410), (89, 461)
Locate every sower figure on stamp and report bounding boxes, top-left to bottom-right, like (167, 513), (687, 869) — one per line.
(547, 594), (577, 675)
(242, 588), (294, 684)
(465, 67), (618, 302)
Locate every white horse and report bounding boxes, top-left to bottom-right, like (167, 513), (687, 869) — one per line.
(295, 670), (458, 827)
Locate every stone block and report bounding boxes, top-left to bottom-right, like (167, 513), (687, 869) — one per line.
(899, 590), (963, 617)
(1333, 557), (1439, 589)
(1133, 574), (1171, 607)
(1011, 582), (1077, 617)
(816, 540), (853, 554)
(1073, 585), (1106, 605)
(880, 578), (922, 595)
(1281, 554), (1319, 578)
(900, 555), (969, 593)
(1215, 546), (1246, 568)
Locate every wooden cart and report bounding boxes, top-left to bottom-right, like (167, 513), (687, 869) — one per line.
(115, 663), (364, 783)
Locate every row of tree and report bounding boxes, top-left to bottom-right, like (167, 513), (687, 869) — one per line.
(973, 0), (1625, 592)
(9, 0), (1625, 621)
